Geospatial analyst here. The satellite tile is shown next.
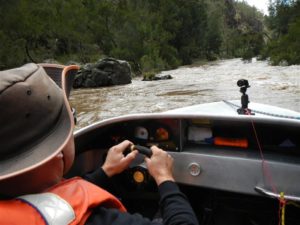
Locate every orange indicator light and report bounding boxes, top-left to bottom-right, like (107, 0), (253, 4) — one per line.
(133, 171), (145, 183)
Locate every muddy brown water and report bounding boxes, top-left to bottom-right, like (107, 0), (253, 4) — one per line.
(70, 58), (300, 130)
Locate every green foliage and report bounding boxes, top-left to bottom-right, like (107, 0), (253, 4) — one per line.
(0, 0), (271, 71)
(267, 17), (300, 65)
(142, 71), (157, 81)
(264, 0), (300, 65)
(221, 0), (265, 59)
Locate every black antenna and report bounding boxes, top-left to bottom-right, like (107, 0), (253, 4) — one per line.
(237, 79), (253, 115)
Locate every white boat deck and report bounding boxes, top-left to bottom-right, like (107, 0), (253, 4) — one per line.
(165, 100), (300, 120)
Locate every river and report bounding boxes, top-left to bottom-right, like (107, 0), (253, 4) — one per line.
(69, 58), (300, 130)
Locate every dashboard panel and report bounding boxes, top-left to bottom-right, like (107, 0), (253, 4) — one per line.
(68, 115), (300, 198)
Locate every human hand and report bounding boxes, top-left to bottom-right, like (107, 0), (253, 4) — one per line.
(145, 146), (175, 186)
(102, 140), (138, 177)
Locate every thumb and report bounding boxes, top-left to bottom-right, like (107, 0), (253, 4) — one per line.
(122, 150), (138, 164)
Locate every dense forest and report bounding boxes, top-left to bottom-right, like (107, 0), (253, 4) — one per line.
(0, 0), (299, 72)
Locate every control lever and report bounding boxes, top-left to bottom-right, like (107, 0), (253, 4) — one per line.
(255, 186), (300, 202)
(130, 144), (153, 158)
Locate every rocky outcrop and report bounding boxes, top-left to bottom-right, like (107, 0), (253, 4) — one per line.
(142, 73), (173, 81)
(73, 58), (132, 88)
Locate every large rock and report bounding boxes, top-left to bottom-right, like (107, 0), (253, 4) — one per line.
(73, 58), (132, 88)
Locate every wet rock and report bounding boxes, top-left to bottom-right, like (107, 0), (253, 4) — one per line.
(279, 60), (289, 66)
(142, 73), (173, 81)
(73, 58), (132, 88)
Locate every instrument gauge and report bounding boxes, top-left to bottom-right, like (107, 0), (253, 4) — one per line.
(134, 126), (149, 140)
(155, 127), (169, 141)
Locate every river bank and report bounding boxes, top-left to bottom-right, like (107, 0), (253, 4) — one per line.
(70, 58), (300, 130)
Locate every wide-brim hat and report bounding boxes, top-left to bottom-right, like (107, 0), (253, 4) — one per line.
(0, 63), (79, 180)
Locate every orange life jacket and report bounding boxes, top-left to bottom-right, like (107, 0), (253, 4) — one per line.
(0, 177), (126, 225)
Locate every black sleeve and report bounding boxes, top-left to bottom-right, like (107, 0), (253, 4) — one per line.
(85, 181), (199, 225)
(158, 181), (199, 225)
(82, 167), (112, 191)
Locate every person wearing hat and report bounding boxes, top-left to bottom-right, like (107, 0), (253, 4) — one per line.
(0, 64), (199, 225)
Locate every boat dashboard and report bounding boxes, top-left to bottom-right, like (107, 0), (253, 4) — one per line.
(68, 114), (300, 195)
(66, 114), (300, 223)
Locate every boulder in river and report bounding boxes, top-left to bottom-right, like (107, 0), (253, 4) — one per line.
(73, 58), (132, 88)
(142, 72), (173, 81)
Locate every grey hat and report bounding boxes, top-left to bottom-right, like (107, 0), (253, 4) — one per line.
(0, 63), (77, 180)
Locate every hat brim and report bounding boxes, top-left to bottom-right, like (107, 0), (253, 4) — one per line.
(39, 64), (78, 99)
(0, 64), (79, 180)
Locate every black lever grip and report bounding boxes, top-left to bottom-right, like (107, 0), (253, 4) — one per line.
(131, 144), (153, 158)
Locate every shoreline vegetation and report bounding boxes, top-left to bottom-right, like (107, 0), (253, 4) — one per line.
(1, 0), (299, 74)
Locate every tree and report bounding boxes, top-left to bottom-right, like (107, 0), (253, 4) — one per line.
(265, 0), (300, 65)
(0, 0), (269, 70)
